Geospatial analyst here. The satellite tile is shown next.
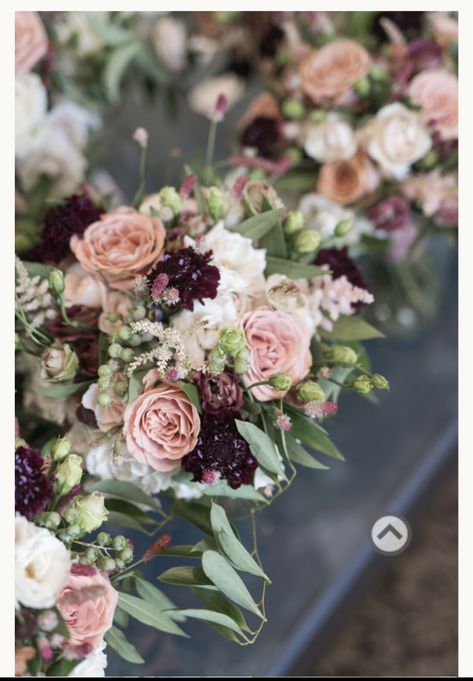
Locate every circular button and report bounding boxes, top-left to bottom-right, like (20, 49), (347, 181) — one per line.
(371, 514), (411, 556)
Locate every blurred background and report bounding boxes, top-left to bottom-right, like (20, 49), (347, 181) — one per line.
(95, 68), (458, 677)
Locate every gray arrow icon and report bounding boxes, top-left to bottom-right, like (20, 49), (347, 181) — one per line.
(371, 515), (411, 555)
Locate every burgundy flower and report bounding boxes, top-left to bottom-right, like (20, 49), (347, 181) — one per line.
(50, 306), (99, 343)
(394, 39), (443, 84)
(367, 196), (412, 232)
(15, 445), (53, 520)
(149, 246), (220, 311)
(241, 116), (281, 159)
(28, 194), (102, 264)
(315, 247), (367, 291)
(196, 371), (244, 414)
(74, 337), (100, 377)
(183, 414), (257, 489)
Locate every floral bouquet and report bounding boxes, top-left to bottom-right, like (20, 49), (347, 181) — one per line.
(229, 10), (458, 330)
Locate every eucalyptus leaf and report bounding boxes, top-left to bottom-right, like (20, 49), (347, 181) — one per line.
(202, 480), (267, 502)
(128, 370), (147, 402)
(165, 608), (243, 635)
(104, 41), (143, 103)
(158, 544), (202, 558)
(210, 503), (269, 581)
(105, 626), (144, 664)
(171, 499), (213, 535)
(105, 498), (159, 526)
(233, 209), (283, 241)
(22, 261), (50, 280)
(285, 406), (344, 461)
(265, 256), (326, 279)
(35, 381), (91, 399)
(180, 383), (202, 414)
(105, 511), (151, 534)
(86, 14), (132, 46)
(191, 587), (250, 633)
(201, 550), (264, 619)
(235, 420), (284, 476)
(117, 593), (188, 637)
(134, 577), (184, 620)
(321, 316), (385, 341)
(259, 221), (287, 258)
(286, 435), (330, 470)
(158, 566), (215, 589)
(87, 479), (162, 512)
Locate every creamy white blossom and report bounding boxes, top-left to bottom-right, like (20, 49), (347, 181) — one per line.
(303, 113), (358, 163)
(68, 641), (107, 677)
(151, 16), (187, 71)
(15, 72), (48, 158)
(64, 263), (108, 309)
(15, 516), (71, 609)
(299, 193), (373, 247)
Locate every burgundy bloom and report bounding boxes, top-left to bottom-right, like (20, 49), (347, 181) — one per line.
(28, 194), (102, 264)
(15, 445), (53, 520)
(241, 116), (281, 159)
(183, 414), (257, 489)
(196, 371), (244, 414)
(367, 196), (412, 232)
(149, 246), (220, 311)
(75, 404), (98, 429)
(394, 39), (443, 84)
(315, 247), (367, 291)
(74, 337), (100, 377)
(50, 305), (100, 376)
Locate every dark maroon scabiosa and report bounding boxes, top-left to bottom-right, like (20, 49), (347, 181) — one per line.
(196, 370), (244, 415)
(15, 445), (53, 520)
(149, 246), (220, 311)
(315, 247), (367, 291)
(30, 194), (102, 264)
(367, 196), (412, 232)
(183, 413), (257, 489)
(241, 116), (281, 159)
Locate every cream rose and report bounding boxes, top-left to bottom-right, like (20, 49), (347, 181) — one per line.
(408, 69), (458, 141)
(360, 102), (432, 179)
(15, 515), (71, 609)
(123, 383), (201, 472)
(71, 207), (166, 290)
(64, 264), (107, 309)
(317, 152), (379, 205)
(303, 113), (358, 163)
(15, 11), (48, 75)
(240, 308), (312, 401)
(299, 40), (370, 104)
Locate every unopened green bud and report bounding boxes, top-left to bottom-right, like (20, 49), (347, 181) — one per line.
(98, 376), (111, 390)
(72, 492), (109, 534)
(282, 97), (305, 120)
(419, 149), (438, 170)
(269, 373), (292, 392)
(67, 524), (81, 538)
(97, 531), (111, 546)
(40, 344), (79, 383)
(118, 325), (132, 342)
(112, 535), (127, 551)
(234, 347), (250, 375)
(335, 219), (353, 237)
(285, 147), (303, 165)
(98, 364), (113, 378)
(159, 186), (182, 215)
(86, 547), (98, 563)
(115, 558), (126, 569)
(294, 229), (321, 254)
(284, 210), (305, 235)
(48, 268), (65, 295)
(371, 373), (390, 390)
(297, 380), (325, 403)
(208, 346), (227, 374)
(51, 437), (72, 461)
(354, 76), (370, 96)
(108, 343), (123, 359)
(129, 333), (142, 347)
(55, 454), (83, 495)
(107, 359), (121, 372)
(218, 327), (246, 357)
(43, 512), (61, 530)
(207, 186), (226, 220)
(63, 507), (78, 524)
(352, 375), (373, 394)
(98, 557), (116, 572)
(327, 345), (358, 365)
(97, 392), (112, 408)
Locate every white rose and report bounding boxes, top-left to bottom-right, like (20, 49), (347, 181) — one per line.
(15, 72), (48, 158)
(151, 17), (187, 71)
(48, 101), (100, 149)
(303, 113), (357, 162)
(15, 515), (71, 609)
(188, 74), (244, 120)
(68, 641), (107, 677)
(298, 193), (373, 247)
(360, 102), (432, 180)
(64, 264), (107, 309)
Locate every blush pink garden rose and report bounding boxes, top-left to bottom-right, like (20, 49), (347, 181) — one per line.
(298, 39), (370, 104)
(70, 207), (166, 290)
(240, 308), (312, 401)
(123, 382), (201, 472)
(408, 69), (458, 141)
(15, 11), (48, 75)
(57, 566), (118, 650)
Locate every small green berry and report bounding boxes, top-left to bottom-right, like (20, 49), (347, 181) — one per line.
(114, 381), (128, 397)
(112, 535), (127, 551)
(97, 531), (111, 546)
(98, 376), (111, 390)
(118, 325), (132, 342)
(97, 392), (112, 408)
(121, 348), (134, 363)
(108, 343), (123, 359)
(119, 546), (134, 563)
(131, 306), (146, 321)
(98, 364), (113, 378)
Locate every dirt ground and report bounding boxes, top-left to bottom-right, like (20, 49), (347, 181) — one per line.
(310, 473), (458, 677)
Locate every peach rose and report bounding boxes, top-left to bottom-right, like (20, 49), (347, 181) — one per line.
(123, 383), (201, 471)
(15, 11), (48, 75)
(299, 40), (370, 104)
(317, 152), (379, 205)
(408, 69), (458, 141)
(70, 207), (166, 290)
(15, 646), (36, 676)
(240, 308), (312, 401)
(82, 381), (126, 433)
(57, 567), (118, 650)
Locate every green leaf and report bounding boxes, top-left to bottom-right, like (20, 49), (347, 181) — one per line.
(166, 608), (243, 635)
(105, 626), (144, 664)
(201, 551), (264, 619)
(259, 221), (287, 258)
(86, 479), (161, 512)
(45, 659), (78, 676)
(113, 606), (129, 628)
(233, 209), (284, 241)
(286, 435), (330, 470)
(117, 592), (188, 637)
(321, 316), (385, 341)
(34, 381), (91, 399)
(191, 587), (250, 632)
(285, 406), (344, 460)
(105, 498), (159, 526)
(86, 14), (133, 46)
(210, 503), (269, 581)
(128, 369), (147, 402)
(159, 544), (202, 558)
(171, 499), (213, 535)
(158, 565), (215, 589)
(202, 480), (267, 502)
(104, 41), (142, 103)
(180, 383), (202, 414)
(135, 577), (183, 619)
(235, 419), (284, 476)
(105, 511), (152, 534)
(22, 261), (50, 279)
(265, 256), (326, 279)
